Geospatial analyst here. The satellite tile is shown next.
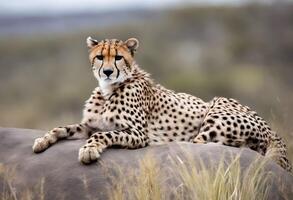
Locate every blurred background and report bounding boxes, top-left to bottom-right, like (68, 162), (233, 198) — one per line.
(0, 0), (292, 159)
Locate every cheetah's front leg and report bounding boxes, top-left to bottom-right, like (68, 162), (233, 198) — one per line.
(33, 123), (91, 153)
(79, 128), (149, 164)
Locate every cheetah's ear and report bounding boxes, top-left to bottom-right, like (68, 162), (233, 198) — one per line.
(125, 38), (139, 54)
(86, 36), (99, 48)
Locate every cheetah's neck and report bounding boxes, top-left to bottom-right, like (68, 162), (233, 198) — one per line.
(99, 80), (114, 98)
(99, 64), (153, 99)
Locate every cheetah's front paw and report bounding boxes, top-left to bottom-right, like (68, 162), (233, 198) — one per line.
(32, 128), (66, 153)
(78, 143), (105, 164)
(32, 137), (51, 153)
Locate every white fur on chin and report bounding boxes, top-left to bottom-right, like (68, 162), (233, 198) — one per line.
(97, 74), (129, 98)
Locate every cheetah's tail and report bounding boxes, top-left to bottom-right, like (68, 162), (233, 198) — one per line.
(265, 132), (292, 173)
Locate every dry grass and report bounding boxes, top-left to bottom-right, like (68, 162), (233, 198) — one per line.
(108, 154), (164, 200)
(0, 163), (17, 200)
(170, 153), (272, 200)
(0, 152), (290, 200)
(107, 152), (276, 200)
(0, 163), (45, 200)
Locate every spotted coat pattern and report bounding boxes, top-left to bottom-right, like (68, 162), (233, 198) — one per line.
(33, 37), (292, 172)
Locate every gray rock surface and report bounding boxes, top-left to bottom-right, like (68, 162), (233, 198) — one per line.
(0, 128), (292, 200)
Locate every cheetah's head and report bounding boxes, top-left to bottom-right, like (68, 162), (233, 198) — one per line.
(86, 37), (139, 91)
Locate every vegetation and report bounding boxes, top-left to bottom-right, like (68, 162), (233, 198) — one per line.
(0, 3), (293, 198)
(109, 153), (275, 200)
(0, 163), (45, 200)
(2, 151), (290, 200)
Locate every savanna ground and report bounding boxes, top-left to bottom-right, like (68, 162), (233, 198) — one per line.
(0, 3), (293, 199)
(1, 150), (290, 200)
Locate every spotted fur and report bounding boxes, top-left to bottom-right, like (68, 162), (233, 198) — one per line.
(33, 37), (292, 172)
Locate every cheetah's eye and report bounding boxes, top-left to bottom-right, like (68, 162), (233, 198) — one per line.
(115, 55), (123, 61)
(96, 55), (104, 60)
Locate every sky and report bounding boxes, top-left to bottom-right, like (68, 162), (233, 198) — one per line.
(0, 0), (257, 15)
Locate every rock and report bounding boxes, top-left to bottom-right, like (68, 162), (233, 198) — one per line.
(0, 128), (292, 200)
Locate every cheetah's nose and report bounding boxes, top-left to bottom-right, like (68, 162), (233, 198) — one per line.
(103, 69), (114, 77)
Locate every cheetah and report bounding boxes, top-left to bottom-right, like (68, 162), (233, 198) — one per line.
(33, 37), (292, 172)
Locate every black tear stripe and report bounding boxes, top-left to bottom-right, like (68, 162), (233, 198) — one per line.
(98, 60), (104, 78)
(114, 48), (120, 79)
(97, 41), (106, 78)
(114, 62), (120, 79)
